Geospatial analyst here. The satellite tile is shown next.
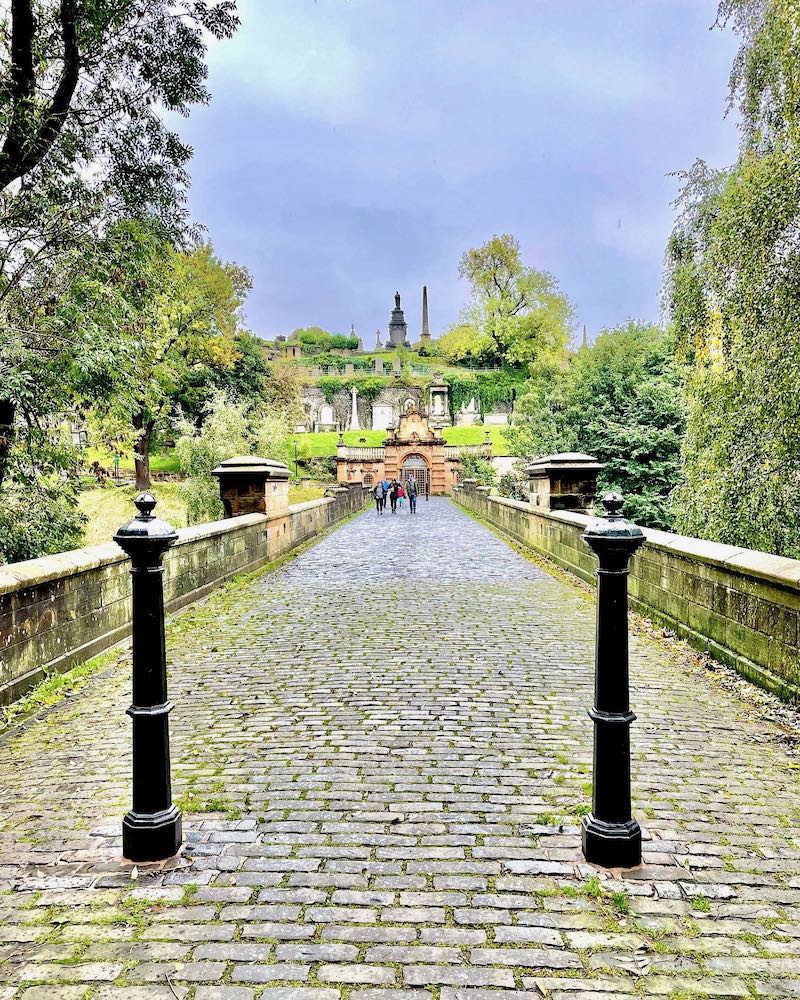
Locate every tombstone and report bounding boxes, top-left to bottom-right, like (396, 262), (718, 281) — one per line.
(393, 356), (402, 373)
(374, 356), (384, 374)
(345, 362), (354, 375)
(317, 404), (337, 432)
(372, 403), (393, 431)
(429, 377), (449, 423)
(456, 396), (480, 426)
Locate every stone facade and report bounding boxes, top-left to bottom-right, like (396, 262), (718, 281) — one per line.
(302, 384), (427, 433)
(454, 480), (800, 703)
(337, 410), (486, 495)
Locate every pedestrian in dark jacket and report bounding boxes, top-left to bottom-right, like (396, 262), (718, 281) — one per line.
(389, 479), (399, 513)
(373, 481), (385, 514)
(406, 476), (418, 513)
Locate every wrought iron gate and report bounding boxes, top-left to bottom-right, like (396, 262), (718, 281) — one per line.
(402, 454), (430, 494)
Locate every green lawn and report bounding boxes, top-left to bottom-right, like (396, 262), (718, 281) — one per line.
(82, 425), (510, 479)
(78, 483), (326, 548)
(294, 425), (508, 456)
(83, 447), (181, 474)
(442, 425), (509, 449)
(78, 483), (189, 545)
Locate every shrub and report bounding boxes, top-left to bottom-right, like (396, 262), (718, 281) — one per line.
(460, 453), (496, 486)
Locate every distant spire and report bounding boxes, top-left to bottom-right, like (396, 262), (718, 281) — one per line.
(421, 285), (430, 340)
(581, 324), (588, 348)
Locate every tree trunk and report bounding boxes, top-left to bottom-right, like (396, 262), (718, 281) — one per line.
(133, 420), (154, 491)
(0, 399), (15, 491)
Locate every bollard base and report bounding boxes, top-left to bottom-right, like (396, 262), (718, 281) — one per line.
(123, 805), (183, 863)
(582, 814), (641, 869)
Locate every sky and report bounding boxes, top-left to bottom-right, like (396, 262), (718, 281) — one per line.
(175, 0), (742, 348)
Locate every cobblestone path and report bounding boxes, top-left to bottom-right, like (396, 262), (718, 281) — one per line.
(3, 498), (800, 998)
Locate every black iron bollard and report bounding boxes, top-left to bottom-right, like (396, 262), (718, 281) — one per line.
(581, 492), (645, 869)
(114, 492), (182, 862)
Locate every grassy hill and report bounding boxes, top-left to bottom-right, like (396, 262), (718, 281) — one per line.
(296, 425), (508, 457)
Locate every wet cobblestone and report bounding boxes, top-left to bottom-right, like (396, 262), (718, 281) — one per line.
(1, 499), (800, 996)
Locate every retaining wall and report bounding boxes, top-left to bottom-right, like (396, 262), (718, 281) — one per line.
(0, 484), (369, 705)
(453, 482), (800, 702)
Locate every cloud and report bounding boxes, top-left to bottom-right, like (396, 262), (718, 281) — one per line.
(591, 199), (676, 261)
(181, 0), (740, 339)
(209, 0), (368, 123)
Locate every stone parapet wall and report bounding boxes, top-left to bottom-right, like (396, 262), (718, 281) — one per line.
(453, 482), (800, 702)
(0, 484), (369, 705)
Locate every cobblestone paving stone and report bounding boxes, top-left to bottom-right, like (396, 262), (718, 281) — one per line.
(2, 498), (800, 997)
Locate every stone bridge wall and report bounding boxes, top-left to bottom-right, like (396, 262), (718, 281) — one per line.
(454, 481), (800, 703)
(0, 484), (369, 705)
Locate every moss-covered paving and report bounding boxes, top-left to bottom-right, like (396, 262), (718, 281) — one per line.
(1, 499), (800, 998)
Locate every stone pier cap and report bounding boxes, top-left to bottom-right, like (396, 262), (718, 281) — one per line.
(211, 455), (290, 517)
(525, 452), (605, 514)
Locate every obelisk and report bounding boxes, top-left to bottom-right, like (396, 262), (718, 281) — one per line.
(421, 286), (431, 347)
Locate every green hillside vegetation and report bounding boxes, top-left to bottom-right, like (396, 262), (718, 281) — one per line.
(295, 426), (508, 458)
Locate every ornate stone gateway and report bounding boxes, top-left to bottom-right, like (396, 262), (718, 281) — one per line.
(402, 453), (430, 494)
(336, 409), (491, 494)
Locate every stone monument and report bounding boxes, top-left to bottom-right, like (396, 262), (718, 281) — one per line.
(387, 292), (410, 348)
(349, 386), (361, 430)
(420, 285), (432, 349)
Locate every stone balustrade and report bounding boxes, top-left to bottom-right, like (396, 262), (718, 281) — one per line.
(344, 447), (386, 460)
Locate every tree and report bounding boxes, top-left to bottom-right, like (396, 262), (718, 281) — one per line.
(434, 323), (494, 367)
(456, 235), (573, 368)
(63, 221), (250, 490)
(0, 0), (239, 557)
(0, 0), (238, 212)
(507, 323), (685, 529)
(177, 330), (270, 421)
(665, 0), (800, 556)
(459, 453), (496, 487)
(290, 327), (332, 352)
(176, 394), (294, 524)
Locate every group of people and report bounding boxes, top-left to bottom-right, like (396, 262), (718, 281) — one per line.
(373, 476), (426, 514)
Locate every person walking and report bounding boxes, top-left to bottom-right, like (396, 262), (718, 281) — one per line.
(397, 482), (406, 511)
(425, 480), (430, 502)
(389, 479), (399, 513)
(373, 480), (385, 514)
(406, 475), (418, 513)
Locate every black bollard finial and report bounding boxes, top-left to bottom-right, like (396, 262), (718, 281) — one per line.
(581, 491), (645, 869)
(114, 493), (182, 862)
(134, 491), (156, 518)
(600, 492), (624, 517)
